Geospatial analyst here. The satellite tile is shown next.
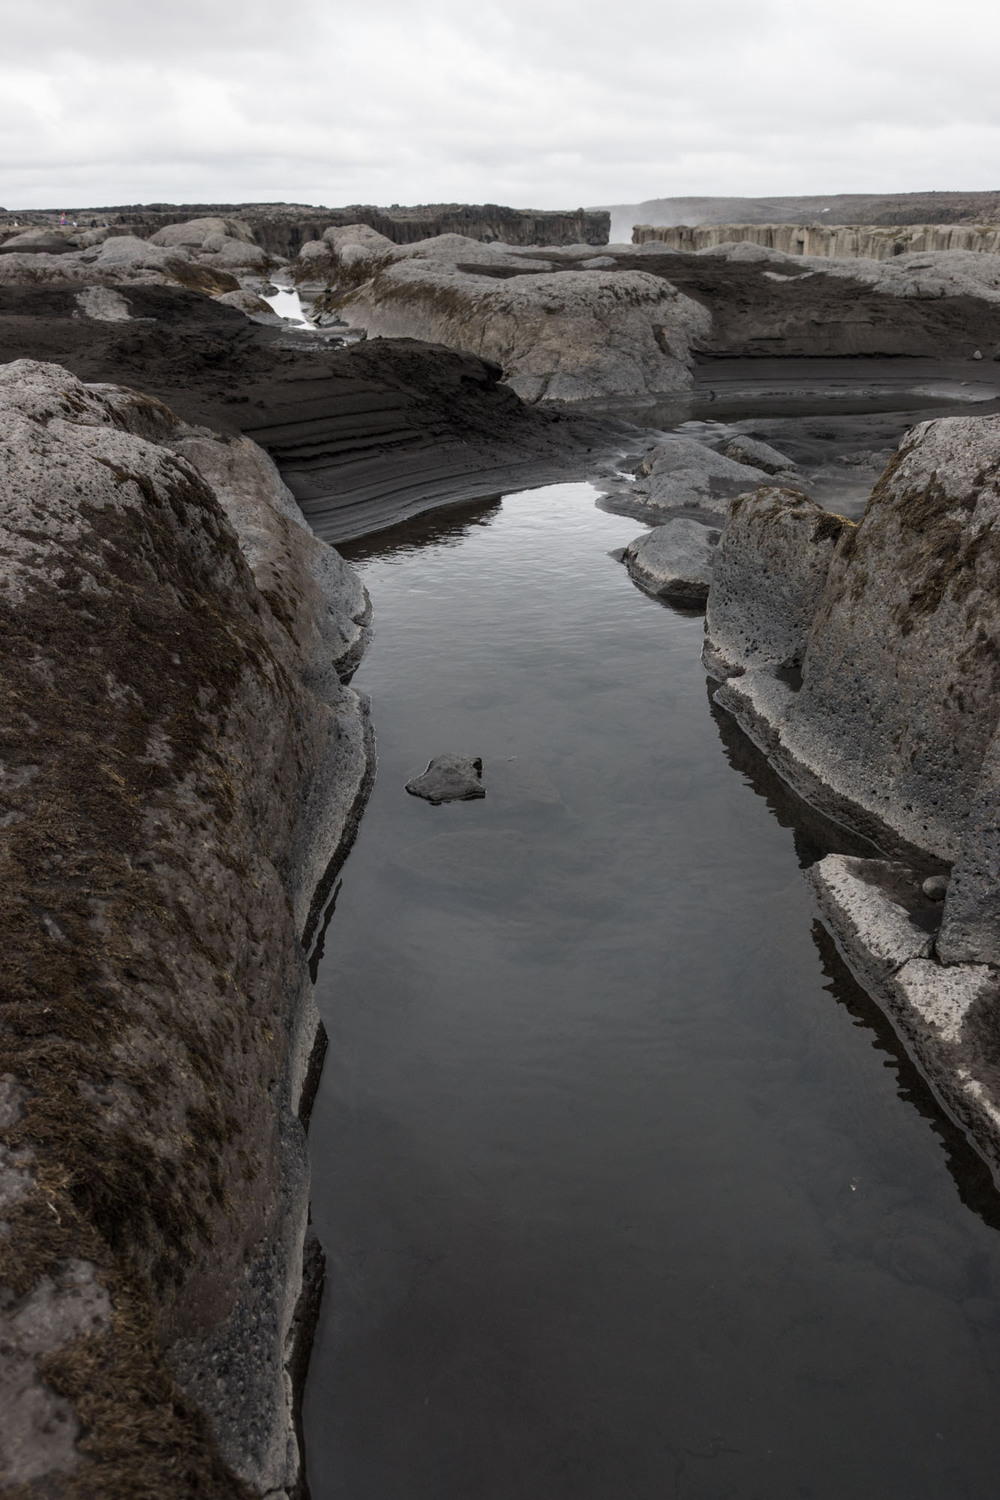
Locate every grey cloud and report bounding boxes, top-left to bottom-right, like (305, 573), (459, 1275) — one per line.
(2, 0), (999, 210)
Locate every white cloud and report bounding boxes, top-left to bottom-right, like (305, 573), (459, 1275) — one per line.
(1, 0), (999, 210)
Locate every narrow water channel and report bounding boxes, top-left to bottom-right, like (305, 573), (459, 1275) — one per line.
(304, 480), (1000, 1500)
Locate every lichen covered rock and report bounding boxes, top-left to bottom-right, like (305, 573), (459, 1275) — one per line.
(704, 487), (850, 678)
(0, 360), (372, 1496)
(708, 414), (1000, 964)
(337, 260), (711, 402)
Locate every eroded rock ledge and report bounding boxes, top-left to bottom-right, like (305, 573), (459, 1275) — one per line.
(0, 361), (373, 1495)
(702, 418), (1000, 1182)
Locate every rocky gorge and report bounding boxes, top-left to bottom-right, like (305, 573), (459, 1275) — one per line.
(6, 205), (1000, 1494)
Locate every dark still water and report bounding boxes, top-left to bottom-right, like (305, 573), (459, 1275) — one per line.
(304, 482), (1000, 1500)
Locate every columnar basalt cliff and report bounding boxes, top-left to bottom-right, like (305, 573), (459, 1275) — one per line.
(0, 361), (372, 1495)
(633, 222), (1000, 257)
(703, 418), (1000, 1183)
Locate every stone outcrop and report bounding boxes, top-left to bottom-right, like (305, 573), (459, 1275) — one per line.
(723, 435), (795, 474)
(806, 855), (1000, 1184)
(633, 222), (1000, 258)
(624, 437), (784, 521)
(606, 244), (1000, 359)
(0, 285), (622, 545)
(706, 419), (1000, 860)
(149, 218), (270, 272)
(703, 488), (847, 678)
(0, 359), (373, 1496)
(0, 220), (275, 302)
(703, 414), (1000, 1175)
(293, 223), (401, 290)
(621, 518), (719, 605)
(337, 259), (711, 402)
(294, 226), (556, 295)
(609, 191), (1000, 234)
(3, 204), (610, 258)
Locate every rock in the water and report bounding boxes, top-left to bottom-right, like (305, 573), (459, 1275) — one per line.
(806, 856), (937, 988)
(622, 517), (719, 605)
(723, 435), (796, 473)
(214, 287), (274, 315)
(807, 852), (1000, 1186)
(630, 437), (776, 520)
(704, 488), (849, 677)
(338, 259), (711, 402)
(406, 754), (486, 804)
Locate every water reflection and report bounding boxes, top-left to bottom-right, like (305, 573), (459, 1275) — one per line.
(707, 686), (880, 867)
(306, 477), (1000, 1500)
(337, 494), (503, 564)
(811, 922), (1000, 1234)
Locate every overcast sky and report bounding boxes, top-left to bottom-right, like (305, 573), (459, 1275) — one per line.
(2, 0), (999, 212)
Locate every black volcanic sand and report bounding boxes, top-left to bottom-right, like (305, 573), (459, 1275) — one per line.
(474, 251), (1000, 360)
(0, 284), (622, 543)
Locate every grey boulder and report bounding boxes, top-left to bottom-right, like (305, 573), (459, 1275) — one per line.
(406, 754), (486, 805)
(704, 487), (850, 677)
(338, 259), (711, 402)
(630, 437), (778, 521)
(723, 435), (796, 473)
(623, 518), (719, 605)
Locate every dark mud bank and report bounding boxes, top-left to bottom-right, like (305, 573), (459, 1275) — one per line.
(0, 284), (625, 544)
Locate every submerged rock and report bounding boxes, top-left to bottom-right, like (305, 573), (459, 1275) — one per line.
(622, 518), (719, 605)
(406, 754), (486, 804)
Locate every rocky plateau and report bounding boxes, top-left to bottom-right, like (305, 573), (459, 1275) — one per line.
(6, 204), (1000, 1494)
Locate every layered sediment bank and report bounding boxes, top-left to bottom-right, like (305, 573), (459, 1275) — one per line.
(0, 283), (623, 543)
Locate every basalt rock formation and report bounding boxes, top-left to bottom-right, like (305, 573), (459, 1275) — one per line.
(703, 418), (1000, 1183)
(0, 223), (265, 299)
(2, 203), (611, 258)
(633, 222), (1000, 258)
(336, 255), (711, 402)
(0, 359), (373, 1496)
(600, 191), (1000, 237)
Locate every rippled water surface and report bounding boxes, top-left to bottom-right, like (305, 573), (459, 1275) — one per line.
(304, 481), (1000, 1500)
